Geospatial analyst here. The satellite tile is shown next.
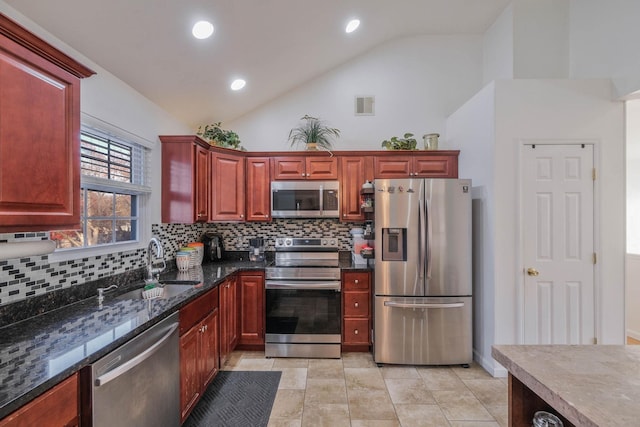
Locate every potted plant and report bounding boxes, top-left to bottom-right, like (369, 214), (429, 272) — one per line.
(381, 133), (417, 150)
(197, 122), (244, 150)
(288, 115), (340, 151)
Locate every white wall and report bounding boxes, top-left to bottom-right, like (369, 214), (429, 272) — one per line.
(512, 0), (570, 79)
(446, 83), (498, 374)
(447, 79), (625, 374)
(0, 2), (191, 228)
(569, 0), (640, 98)
(482, 4), (513, 85)
(495, 79), (625, 346)
(625, 100), (640, 339)
(228, 35), (483, 152)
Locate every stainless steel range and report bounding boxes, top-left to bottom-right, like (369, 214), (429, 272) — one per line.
(265, 237), (341, 358)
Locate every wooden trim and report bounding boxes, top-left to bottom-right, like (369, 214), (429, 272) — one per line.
(0, 13), (95, 78)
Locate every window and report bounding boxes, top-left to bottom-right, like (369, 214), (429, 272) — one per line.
(50, 129), (150, 250)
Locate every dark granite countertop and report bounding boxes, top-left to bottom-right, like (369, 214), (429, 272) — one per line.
(0, 260), (267, 419)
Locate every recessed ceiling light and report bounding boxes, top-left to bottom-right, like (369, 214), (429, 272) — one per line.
(192, 21), (214, 39)
(345, 19), (360, 34)
(230, 79), (246, 91)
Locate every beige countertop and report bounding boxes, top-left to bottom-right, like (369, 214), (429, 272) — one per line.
(492, 345), (640, 427)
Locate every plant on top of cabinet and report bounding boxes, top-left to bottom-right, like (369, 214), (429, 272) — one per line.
(381, 133), (417, 150)
(288, 115), (340, 151)
(196, 122), (245, 150)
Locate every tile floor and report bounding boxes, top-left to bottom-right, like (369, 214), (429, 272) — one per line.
(222, 351), (508, 427)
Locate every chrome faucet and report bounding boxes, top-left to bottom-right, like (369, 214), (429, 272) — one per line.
(97, 284), (118, 304)
(147, 236), (166, 281)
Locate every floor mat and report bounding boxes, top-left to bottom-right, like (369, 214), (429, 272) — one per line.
(183, 371), (281, 427)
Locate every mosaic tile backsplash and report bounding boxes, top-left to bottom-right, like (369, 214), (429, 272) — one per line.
(0, 219), (363, 306)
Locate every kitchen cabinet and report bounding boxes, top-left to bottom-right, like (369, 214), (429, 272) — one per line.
(0, 15), (94, 233)
(271, 156), (338, 180)
(238, 272), (265, 349)
(342, 271), (372, 351)
(0, 373), (79, 427)
(339, 156), (373, 222)
(160, 135), (211, 223)
(179, 287), (220, 422)
(373, 152), (458, 178)
(219, 277), (238, 366)
(245, 157), (271, 221)
(211, 150), (246, 221)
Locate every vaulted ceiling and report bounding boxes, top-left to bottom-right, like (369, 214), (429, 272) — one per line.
(5, 0), (510, 128)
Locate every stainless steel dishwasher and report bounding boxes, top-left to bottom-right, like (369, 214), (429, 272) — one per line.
(90, 312), (180, 427)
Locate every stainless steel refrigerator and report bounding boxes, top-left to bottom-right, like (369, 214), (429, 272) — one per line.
(373, 178), (472, 365)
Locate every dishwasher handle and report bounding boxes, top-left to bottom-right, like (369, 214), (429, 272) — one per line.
(95, 322), (179, 387)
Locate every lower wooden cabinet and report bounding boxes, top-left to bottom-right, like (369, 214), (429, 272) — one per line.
(0, 373), (79, 427)
(220, 277), (238, 366)
(342, 271), (372, 351)
(179, 287), (220, 423)
(238, 272), (265, 349)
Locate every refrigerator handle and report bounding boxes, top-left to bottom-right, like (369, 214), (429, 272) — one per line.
(418, 202), (426, 279)
(384, 301), (464, 309)
(426, 198), (432, 279)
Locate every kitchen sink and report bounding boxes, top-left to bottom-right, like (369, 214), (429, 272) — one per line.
(115, 280), (201, 300)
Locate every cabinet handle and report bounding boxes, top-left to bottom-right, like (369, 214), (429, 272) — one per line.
(197, 213), (204, 218)
(354, 279), (359, 284)
(354, 302), (359, 308)
(240, 214), (244, 218)
(301, 173), (305, 176)
(354, 329), (359, 335)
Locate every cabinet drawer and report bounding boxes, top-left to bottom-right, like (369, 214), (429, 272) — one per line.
(343, 319), (370, 344)
(343, 272), (370, 291)
(180, 287), (219, 335)
(343, 292), (369, 317)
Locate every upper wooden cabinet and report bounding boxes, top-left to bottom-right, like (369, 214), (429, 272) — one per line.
(211, 151), (245, 221)
(339, 156), (373, 222)
(0, 15), (94, 232)
(245, 157), (271, 221)
(160, 135), (211, 223)
(271, 156), (338, 180)
(374, 152), (458, 178)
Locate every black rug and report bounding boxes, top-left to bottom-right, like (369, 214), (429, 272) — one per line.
(184, 371), (281, 427)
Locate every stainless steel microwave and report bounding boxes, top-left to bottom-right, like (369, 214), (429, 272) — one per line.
(271, 181), (340, 218)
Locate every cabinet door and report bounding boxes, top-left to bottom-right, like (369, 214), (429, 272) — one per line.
(306, 157), (338, 179)
(246, 157), (271, 221)
(219, 278), (238, 366)
(413, 155), (458, 178)
(373, 156), (412, 178)
(0, 37), (81, 232)
(238, 273), (265, 346)
(343, 318), (370, 345)
(340, 157), (366, 221)
(179, 326), (200, 422)
(211, 152), (245, 221)
(201, 308), (220, 388)
(194, 144), (210, 222)
(0, 373), (79, 427)
(271, 157), (306, 180)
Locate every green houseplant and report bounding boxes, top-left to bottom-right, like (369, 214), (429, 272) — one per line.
(381, 133), (417, 150)
(197, 122), (244, 150)
(288, 115), (340, 150)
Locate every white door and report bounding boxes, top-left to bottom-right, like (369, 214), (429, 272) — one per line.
(522, 144), (595, 344)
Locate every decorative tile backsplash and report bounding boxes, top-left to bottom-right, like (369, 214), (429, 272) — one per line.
(0, 219), (362, 306)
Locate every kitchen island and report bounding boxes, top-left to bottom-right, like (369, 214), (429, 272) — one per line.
(492, 344), (640, 427)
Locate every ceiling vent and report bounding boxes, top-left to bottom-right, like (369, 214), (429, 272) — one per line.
(355, 96), (375, 116)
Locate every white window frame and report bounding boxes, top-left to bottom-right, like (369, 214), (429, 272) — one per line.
(49, 114), (153, 263)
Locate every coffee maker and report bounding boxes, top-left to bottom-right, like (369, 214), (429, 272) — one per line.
(248, 238), (265, 262)
(201, 231), (225, 262)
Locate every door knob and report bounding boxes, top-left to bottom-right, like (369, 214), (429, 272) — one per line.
(526, 267), (539, 276)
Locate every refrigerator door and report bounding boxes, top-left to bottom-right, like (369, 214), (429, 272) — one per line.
(373, 296), (472, 365)
(375, 179), (423, 296)
(424, 179), (472, 296)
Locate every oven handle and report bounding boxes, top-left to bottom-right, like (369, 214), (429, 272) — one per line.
(265, 280), (341, 290)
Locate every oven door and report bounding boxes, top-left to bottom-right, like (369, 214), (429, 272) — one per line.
(265, 281), (341, 343)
